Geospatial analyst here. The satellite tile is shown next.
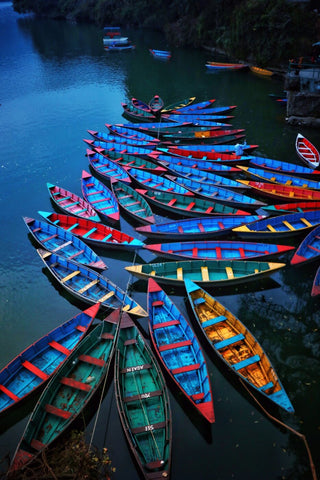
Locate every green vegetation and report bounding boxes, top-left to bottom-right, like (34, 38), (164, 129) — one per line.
(12, 0), (319, 65)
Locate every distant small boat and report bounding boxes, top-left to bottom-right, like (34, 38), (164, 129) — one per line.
(250, 66), (273, 76)
(295, 133), (320, 169)
(148, 95), (164, 114)
(38, 249), (147, 317)
(147, 278), (215, 423)
(81, 170), (120, 222)
(233, 210), (320, 239)
(184, 279), (294, 413)
(125, 259), (285, 287)
(291, 224), (320, 265)
(110, 178), (156, 225)
(206, 62), (248, 70)
(38, 211), (145, 249)
(114, 311), (172, 480)
(23, 216), (107, 270)
(149, 49), (171, 60)
(144, 240), (294, 261)
(47, 183), (100, 222)
(9, 309), (120, 473)
(0, 304), (99, 415)
(104, 43), (135, 51)
(103, 36), (128, 45)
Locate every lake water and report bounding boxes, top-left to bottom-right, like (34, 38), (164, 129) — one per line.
(0, 3), (319, 479)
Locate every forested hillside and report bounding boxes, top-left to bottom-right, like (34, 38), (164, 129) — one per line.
(12, 0), (319, 66)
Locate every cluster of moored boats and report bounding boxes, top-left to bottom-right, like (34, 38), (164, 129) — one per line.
(3, 94), (320, 479)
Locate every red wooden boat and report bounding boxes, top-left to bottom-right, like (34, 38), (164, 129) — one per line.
(161, 145), (249, 162)
(236, 180), (320, 202)
(260, 201), (320, 215)
(295, 133), (319, 169)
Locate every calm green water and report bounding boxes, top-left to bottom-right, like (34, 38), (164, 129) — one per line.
(0, 3), (319, 479)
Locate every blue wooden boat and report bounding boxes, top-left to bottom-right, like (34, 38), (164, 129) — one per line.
(23, 216), (107, 270)
(291, 224), (320, 265)
(84, 134), (156, 150)
(165, 175), (266, 210)
(0, 303), (99, 415)
(81, 170), (120, 222)
(233, 210), (320, 239)
(110, 178), (156, 225)
(135, 188), (251, 217)
(169, 105), (236, 116)
(104, 43), (135, 51)
(104, 124), (160, 144)
(184, 279), (294, 413)
(149, 49), (171, 60)
(86, 142), (158, 159)
(114, 311), (172, 480)
(205, 62), (248, 71)
(9, 308), (120, 473)
(248, 156), (320, 177)
(126, 259), (285, 287)
(174, 99), (216, 112)
(135, 215), (263, 240)
(147, 278), (215, 423)
(37, 249), (148, 317)
(117, 121), (191, 134)
(131, 97), (153, 113)
(38, 211), (145, 249)
(47, 183), (101, 222)
(86, 148), (131, 184)
(238, 165), (320, 190)
(162, 142), (258, 154)
(163, 114), (232, 127)
(124, 166), (194, 196)
(144, 240), (294, 261)
(94, 148), (167, 174)
(152, 152), (242, 175)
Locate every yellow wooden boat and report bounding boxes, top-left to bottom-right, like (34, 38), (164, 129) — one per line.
(250, 66), (273, 77)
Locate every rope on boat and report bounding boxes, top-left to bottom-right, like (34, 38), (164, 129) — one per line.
(239, 378), (318, 480)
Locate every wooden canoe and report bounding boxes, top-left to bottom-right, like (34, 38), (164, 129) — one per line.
(9, 309), (120, 473)
(47, 183), (100, 222)
(144, 240), (294, 261)
(175, 99), (216, 112)
(153, 152), (242, 175)
(250, 66), (273, 76)
(81, 170), (120, 222)
(248, 156), (320, 177)
(104, 124), (160, 144)
(23, 216), (107, 270)
(162, 142), (258, 154)
(238, 165), (320, 190)
(166, 175), (266, 210)
(37, 249), (147, 317)
(135, 188), (251, 217)
(233, 210), (320, 239)
(114, 311), (172, 480)
(163, 114), (232, 128)
(295, 133), (319, 169)
(311, 266), (320, 296)
(131, 97), (153, 113)
(84, 134), (157, 150)
(260, 201), (320, 215)
(135, 215), (263, 240)
(161, 96), (196, 113)
(123, 166), (193, 196)
(122, 102), (158, 121)
(184, 279), (294, 413)
(110, 178), (156, 225)
(291, 224), (320, 265)
(159, 131), (246, 144)
(89, 147), (167, 174)
(168, 105), (236, 116)
(149, 49), (171, 60)
(205, 62), (248, 70)
(0, 303), (99, 415)
(236, 180), (320, 202)
(86, 148), (132, 184)
(161, 145), (250, 162)
(38, 211), (145, 249)
(125, 259), (285, 287)
(148, 95), (165, 114)
(147, 278), (215, 423)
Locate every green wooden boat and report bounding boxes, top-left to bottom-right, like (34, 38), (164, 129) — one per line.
(114, 311), (172, 480)
(125, 259), (285, 287)
(9, 309), (121, 473)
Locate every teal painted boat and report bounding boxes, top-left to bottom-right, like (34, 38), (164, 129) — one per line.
(89, 147), (167, 174)
(47, 183), (101, 222)
(110, 178), (156, 225)
(81, 170), (120, 223)
(0, 303), (100, 415)
(9, 308), (120, 473)
(23, 216), (107, 271)
(147, 278), (215, 423)
(114, 311), (172, 480)
(37, 249), (147, 317)
(125, 259), (285, 287)
(184, 279), (294, 413)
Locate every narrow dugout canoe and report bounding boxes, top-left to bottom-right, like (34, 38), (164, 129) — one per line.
(81, 170), (120, 222)
(295, 133), (319, 169)
(9, 309), (120, 473)
(125, 259), (285, 287)
(260, 201), (320, 215)
(124, 166), (193, 196)
(144, 240), (294, 261)
(291, 224), (320, 265)
(233, 210), (320, 239)
(23, 216), (107, 271)
(135, 215), (263, 240)
(47, 183), (100, 222)
(148, 95), (165, 114)
(205, 62), (248, 70)
(135, 188), (250, 217)
(248, 156), (320, 177)
(161, 145), (250, 162)
(38, 211), (145, 249)
(110, 178), (156, 225)
(84, 134), (156, 149)
(86, 148), (131, 184)
(238, 165), (320, 190)
(104, 124), (160, 144)
(37, 249), (147, 317)
(184, 279), (294, 413)
(147, 278), (215, 423)
(90, 147), (167, 174)
(236, 180), (320, 202)
(114, 311), (172, 480)
(0, 304), (99, 415)
(152, 152), (242, 175)
(175, 99), (216, 112)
